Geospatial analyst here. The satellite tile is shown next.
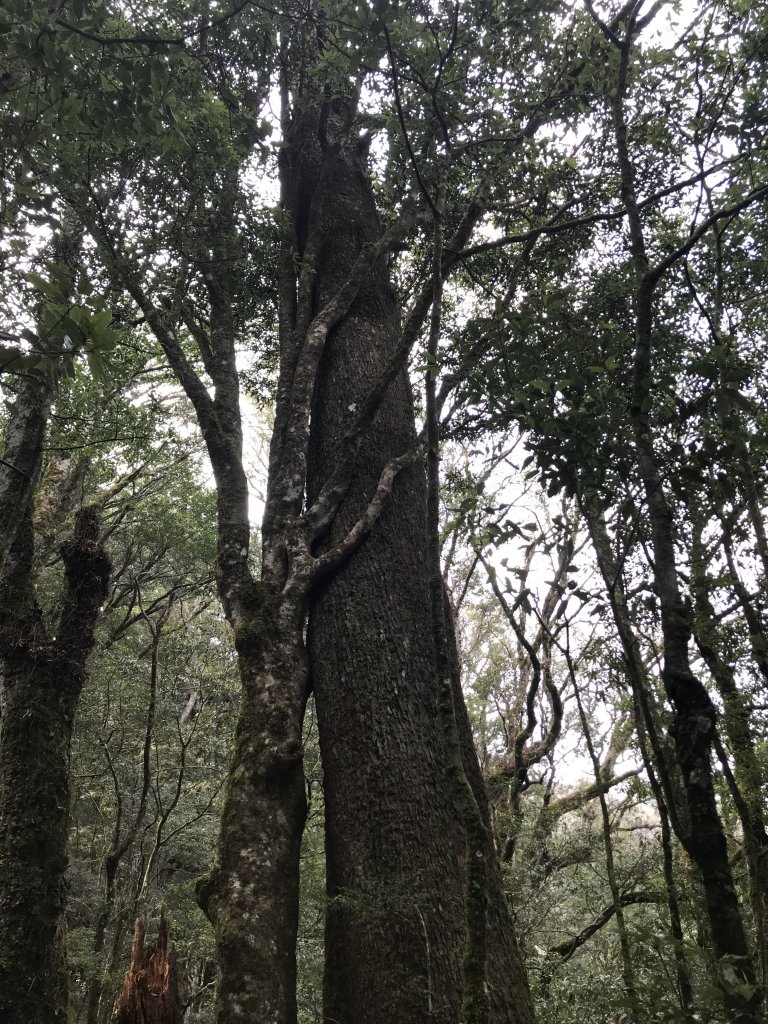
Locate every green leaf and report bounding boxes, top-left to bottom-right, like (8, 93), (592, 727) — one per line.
(26, 270), (61, 299)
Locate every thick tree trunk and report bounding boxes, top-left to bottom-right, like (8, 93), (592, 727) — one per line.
(297, 127), (532, 1024)
(196, 603), (308, 1024)
(0, 507), (110, 1024)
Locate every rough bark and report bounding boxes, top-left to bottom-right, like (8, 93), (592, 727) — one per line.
(196, 599), (308, 1024)
(296, 119), (533, 1023)
(115, 915), (182, 1024)
(0, 506), (111, 1024)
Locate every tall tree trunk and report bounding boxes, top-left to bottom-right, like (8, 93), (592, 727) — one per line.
(600, 19), (759, 1014)
(76, 34), (533, 1023)
(79, 108), (424, 1022)
(297, 120), (532, 1024)
(690, 515), (768, 986)
(0, 506), (111, 1024)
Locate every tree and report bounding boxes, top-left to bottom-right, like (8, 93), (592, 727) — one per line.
(0, 501), (111, 1023)
(1, 0), (554, 1019)
(450, 0), (768, 1015)
(0, 224), (117, 1022)
(5, 0), (768, 1021)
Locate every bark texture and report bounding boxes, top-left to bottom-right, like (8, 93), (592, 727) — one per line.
(115, 915), (182, 1024)
(294, 119), (532, 1024)
(196, 601), (308, 1024)
(0, 506), (111, 1024)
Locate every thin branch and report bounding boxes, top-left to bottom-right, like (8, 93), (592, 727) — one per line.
(383, 24), (439, 218)
(549, 891), (661, 961)
(648, 183), (768, 285)
(56, 0), (258, 49)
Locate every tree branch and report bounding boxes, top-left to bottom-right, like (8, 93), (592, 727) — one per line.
(549, 891), (661, 961)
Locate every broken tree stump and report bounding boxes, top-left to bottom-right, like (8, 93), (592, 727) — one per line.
(115, 913), (183, 1024)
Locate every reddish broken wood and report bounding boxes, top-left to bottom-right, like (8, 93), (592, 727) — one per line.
(115, 913), (183, 1024)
